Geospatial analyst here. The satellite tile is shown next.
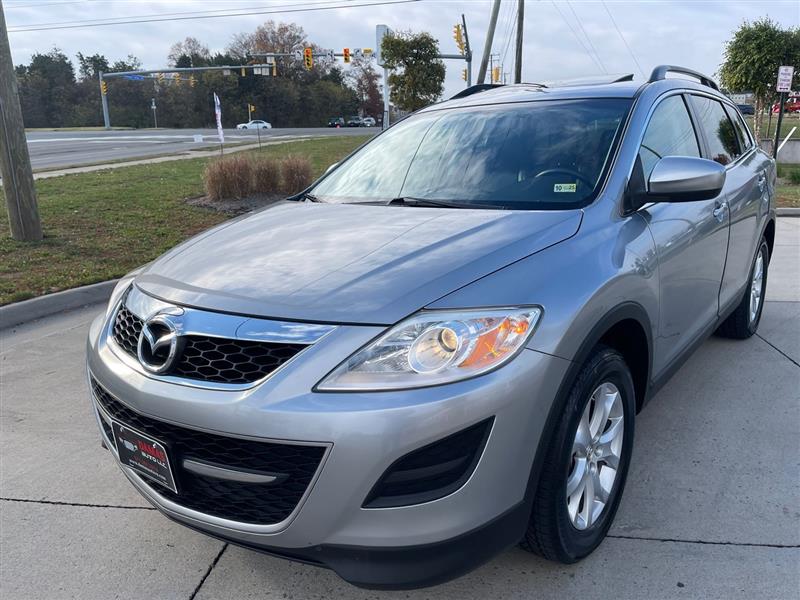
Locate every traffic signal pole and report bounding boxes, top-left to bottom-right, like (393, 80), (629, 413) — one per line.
(477, 0), (501, 84)
(99, 72), (111, 129)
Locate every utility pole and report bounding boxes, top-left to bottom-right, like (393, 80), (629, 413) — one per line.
(477, 0), (502, 84)
(151, 98), (157, 128)
(514, 0), (524, 83)
(0, 1), (42, 241)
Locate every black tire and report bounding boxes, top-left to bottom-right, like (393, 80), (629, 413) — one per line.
(716, 238), (769, 340)
(521, 345), (635, 563)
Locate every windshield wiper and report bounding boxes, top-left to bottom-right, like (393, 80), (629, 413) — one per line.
(389, 197), (505, 210)
(300, 192), (322, 202)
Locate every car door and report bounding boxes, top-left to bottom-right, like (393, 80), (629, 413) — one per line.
(637, 93), (730, 376)
(709, 101), (772, 312)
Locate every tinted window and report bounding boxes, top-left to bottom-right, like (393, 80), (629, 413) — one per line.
(638, 95), (700, 180)
(312, 99), (631, 209)
(691, 95), (741, 165)
(723, 104), (752, 152)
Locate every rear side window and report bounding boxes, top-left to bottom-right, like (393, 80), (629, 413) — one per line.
(691, 95), (741, 165)
(723, 104), (752, 152)
(638, 95), (700, 180)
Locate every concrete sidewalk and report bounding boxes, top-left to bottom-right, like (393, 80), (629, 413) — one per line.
(1, 220), (798, 599)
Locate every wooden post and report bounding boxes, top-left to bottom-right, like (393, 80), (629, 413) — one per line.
(0, 1), (42, 241)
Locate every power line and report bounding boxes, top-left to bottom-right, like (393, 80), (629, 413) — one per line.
(7, 0), (421, 33)
(8, 0), (355, 29)
(565, 0), (607, 74)
(600, 0), (645, 78)
(550, 1), (604, 73)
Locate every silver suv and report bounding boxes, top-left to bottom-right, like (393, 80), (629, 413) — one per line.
(87, 66), (776, 589)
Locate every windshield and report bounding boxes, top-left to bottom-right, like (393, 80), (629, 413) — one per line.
(312, 98), (631, 209)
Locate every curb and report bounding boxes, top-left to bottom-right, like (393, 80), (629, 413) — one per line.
(0, 280), (117, 331)
(776, 207), (800, 217)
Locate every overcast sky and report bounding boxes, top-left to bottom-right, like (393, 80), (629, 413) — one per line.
(5, 0), (799, 98)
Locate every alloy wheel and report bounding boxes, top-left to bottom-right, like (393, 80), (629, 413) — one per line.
(566, 382), (624, 530)
(749, 248), (765, 325)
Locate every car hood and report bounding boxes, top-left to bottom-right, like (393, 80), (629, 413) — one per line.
(136, 201), (582, 324)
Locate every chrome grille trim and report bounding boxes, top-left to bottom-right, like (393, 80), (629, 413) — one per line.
(106, 285), (337, 391)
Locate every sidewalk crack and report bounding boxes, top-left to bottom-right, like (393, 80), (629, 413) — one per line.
(755, 333), (800, 368)
(189, 543), (228, 600)
(608, 533), (800, 549)
(0, 496), (155, 511)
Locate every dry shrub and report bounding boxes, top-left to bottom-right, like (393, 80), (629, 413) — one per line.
(203, 155), (252, 201)
(250, 156), (282, 195)
(280, 155), (313, 195)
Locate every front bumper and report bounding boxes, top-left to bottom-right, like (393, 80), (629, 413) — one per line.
(86, 311), (570, 588)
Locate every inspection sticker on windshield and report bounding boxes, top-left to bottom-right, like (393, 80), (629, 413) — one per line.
(553, 183), (577, 193)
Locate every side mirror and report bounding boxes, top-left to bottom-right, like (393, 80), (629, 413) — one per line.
(648, 156), (725, 202)
(325, 162), (338, 174)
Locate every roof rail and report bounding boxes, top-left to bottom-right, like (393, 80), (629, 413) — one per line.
(450, 83), (505, 100)
(648, 65), (719, 91)
(544, 74), (634, 88)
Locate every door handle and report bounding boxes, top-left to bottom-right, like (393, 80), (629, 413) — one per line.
(713, 201), (727, 223)
(757, 173), (767, 192)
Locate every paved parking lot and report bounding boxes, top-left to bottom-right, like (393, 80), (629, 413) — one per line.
(1, 219), (798, 600)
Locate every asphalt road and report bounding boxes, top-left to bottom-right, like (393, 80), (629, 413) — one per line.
(1, 219), (798, 599)
(26, 127), (376, 171)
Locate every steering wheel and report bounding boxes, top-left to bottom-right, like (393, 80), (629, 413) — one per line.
(532, 168), (593, 190)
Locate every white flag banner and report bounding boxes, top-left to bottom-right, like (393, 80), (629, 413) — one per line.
(213, 92), (224, 144)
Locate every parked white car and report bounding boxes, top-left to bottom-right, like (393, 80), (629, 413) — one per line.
(361, 117), (376, 127)
(236, 120), (272, 130)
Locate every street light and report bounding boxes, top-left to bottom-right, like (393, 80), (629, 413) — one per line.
(151, 98), (157, 129)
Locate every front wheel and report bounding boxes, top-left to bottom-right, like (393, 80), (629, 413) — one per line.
(716, 237), (769, 339)
(522, 346), (635, 563)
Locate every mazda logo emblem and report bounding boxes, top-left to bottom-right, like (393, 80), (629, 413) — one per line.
(137, 309), (184, 374)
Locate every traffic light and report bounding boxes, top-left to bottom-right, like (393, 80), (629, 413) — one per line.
(156, 72), (165, 83)
(453, 24), (465, 54)
(272, 62), (277, 76)
(492, 66), (501, 83)
(189, 75), (197, 88)
(174, 73), (181, 84)
(100, 80), (108, 95)
(461, 68), (467, 81)
(241, 67), (246, 76)
(343, 47), (351, 63)
(303, 47), (313, 70)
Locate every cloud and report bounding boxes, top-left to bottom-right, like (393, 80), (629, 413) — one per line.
(5, 0), (799, 98)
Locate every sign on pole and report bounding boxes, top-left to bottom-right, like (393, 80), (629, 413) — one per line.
(213, 92), (224, 145)
(777, 66), (794, 92)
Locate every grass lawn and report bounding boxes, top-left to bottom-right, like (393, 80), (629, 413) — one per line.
(0, 135), (370, 305)
(746, 113), (800, 141)
(777, 164), (800, 209)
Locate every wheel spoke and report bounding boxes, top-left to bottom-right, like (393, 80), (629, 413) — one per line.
(582, 466), (596, 528)
(589, 386), (615, 440)
(592, 466), (609, 504)
(566, 457), (587, 497)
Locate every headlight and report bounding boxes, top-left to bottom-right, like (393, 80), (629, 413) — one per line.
(317, 307), (542, 391)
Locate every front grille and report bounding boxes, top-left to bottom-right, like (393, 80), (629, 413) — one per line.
(364, 418), (493, 509)
(111, 305), (307, 384)
(92, 378), (326, 525)
(112, 305), (142, 356)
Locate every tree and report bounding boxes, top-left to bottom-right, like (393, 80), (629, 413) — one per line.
(76, 52), (109, 80)
(348, 54), (382, 118)
(167, 37), (210, 67)
(380, 31), (444, 112)
(719, 18), (800, 140)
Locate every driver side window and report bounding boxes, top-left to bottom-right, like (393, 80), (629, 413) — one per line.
(639, 95), (701, 180)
